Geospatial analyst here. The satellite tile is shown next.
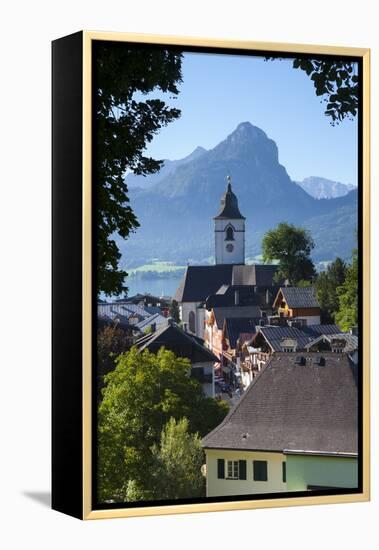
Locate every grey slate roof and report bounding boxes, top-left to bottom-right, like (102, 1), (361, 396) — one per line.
(97, 315), (141, 333)
(224, 317), (261, 349)
(175, 264), (278, 303)
(174, 265), (234, 302)
(135, 322), (219, 363)
(202, 352), (358, 455)
(252, 324), (341, 352)
(276, 286), (320, 309)
(213, 306), (262, 329)
(135, 312), (167, 331)
(214, 182), (245, 220)
(306, 333), (358, 353)
(205, 285), (268, 310)
(232, 264), (278, 287)
(98, 302), (156, 320)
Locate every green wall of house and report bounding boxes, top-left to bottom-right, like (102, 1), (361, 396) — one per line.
(286, 455), (358, 491)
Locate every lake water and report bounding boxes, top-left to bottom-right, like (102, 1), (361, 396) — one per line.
(125, 273), (184, 298)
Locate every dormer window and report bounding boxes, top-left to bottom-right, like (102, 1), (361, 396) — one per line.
(225, 226), (234, 241)
(280, 338), (298, 353)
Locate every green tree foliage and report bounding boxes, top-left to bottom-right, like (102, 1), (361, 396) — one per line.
(293, 59), (358, 124)
(268, 57), (358, 124)
(94, 43), (183, 295)
(169, 299), (181, 323)
(262, 222), (316, 285)
(315, 258), (347, 323)
(152, 417), (204, 500)
(336, 250), (358, 331)
(97, 347), (228, 502)
(96, 324), (134, 397)
(296, 279), (313, 288)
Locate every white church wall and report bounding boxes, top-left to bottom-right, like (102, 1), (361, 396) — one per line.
(196, 306), (206, 339)
(179, 301), (202, 335)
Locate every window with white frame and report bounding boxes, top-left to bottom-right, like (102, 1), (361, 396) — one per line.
(226, 460), (239, 479)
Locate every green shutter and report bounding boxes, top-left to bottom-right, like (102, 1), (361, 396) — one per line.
(217, 459), (225, 479)
(253, 460), (268, 481)
(282, 462), (286, 483)
(239, 460), (247, 480)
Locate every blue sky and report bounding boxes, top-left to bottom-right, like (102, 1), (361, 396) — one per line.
(142, 52), (358, 186)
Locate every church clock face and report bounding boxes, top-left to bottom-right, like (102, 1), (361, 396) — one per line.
(226, 243), (234, 253)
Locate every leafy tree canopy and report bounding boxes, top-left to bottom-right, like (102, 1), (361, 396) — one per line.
(97, 324), (133, 378)
(153, 418), (205, 500)
(293, 59), (358, 124)
(97, 347), (228, 502)
(336, 250), (358, 331)
(315, 257), (347, 323)
(262, 222), (316, 285)
(125, 417), (204, 501)
(95, 44), (183, 295)
(268, 57), (359, 124)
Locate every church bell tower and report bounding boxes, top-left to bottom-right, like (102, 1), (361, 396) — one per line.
(214, 176), (245, 265)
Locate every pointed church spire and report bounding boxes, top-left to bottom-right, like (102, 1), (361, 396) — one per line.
(227, 174), (232, 192)
(214, 175), (246, 265)
(214, 175), (245, 220)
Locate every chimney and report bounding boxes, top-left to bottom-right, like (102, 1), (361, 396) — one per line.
(150, 323), (156, 333)
(350, 326), (358, 336)
(235, 290), (240, 306)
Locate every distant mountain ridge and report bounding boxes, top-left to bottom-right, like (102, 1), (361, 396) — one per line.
(119, 122), (357, 267)
(125, 146), (207, 189)
(296, 176), (356, 199)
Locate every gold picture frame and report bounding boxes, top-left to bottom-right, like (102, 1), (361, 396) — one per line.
(52, 31), (370, 520)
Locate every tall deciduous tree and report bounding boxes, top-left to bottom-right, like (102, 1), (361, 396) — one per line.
(97, 347), (228, 502)
(151, 417), (204, 500)
(262, 222), (316, 285)
(336, 250), (358, 331)
(94, 43), (183, 295)
(315, 258), (347, 323)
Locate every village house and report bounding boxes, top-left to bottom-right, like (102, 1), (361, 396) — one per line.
(202, 352), (358, 496)
(134, 320), (219, 397)
(273, 286), (321, 325)
(305, 330), (358, 364)
(119, 293), (172, 316)
(240, 324), (342, 385)
(174, 177), (278, 338)
(97, 300), (168, 334)
(216, 317), (259, 388)
(222, 317), (259, 363)
(204, 305), (261, 358)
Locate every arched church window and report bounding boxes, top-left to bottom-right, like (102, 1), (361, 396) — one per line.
(188, 311), (196, 333)
(225, 226), (234, 241)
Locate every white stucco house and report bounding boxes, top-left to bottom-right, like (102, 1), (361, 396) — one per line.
(202, 351), (358, 496)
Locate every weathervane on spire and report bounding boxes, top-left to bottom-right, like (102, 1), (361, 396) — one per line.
(226, 174), (232, 191)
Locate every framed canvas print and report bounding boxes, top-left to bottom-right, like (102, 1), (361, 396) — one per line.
(52, 31), (370, 520)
